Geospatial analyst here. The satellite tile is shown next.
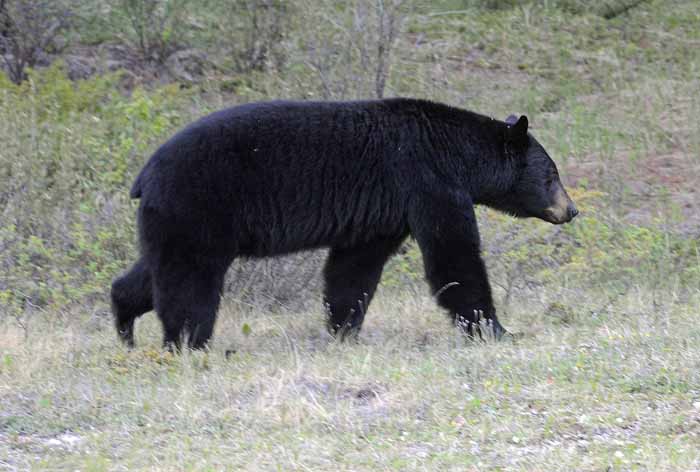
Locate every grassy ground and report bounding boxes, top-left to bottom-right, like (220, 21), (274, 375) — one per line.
(2, 289), (700, 471)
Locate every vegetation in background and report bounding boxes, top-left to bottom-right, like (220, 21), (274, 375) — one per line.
(2, 0), (697, 316)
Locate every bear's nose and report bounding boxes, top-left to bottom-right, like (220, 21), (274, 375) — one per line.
(567, 205), (579, 220)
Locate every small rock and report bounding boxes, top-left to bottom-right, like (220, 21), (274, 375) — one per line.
(46, 438), (62, 447)
(59, 433), (83, 446)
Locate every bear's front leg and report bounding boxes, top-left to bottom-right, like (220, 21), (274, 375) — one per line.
(408, 192), (506, 339)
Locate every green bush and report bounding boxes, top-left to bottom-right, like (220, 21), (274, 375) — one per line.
(0, 63), (193, 314)
(384, 188), (700, 297)
(1, 35), (697, 319)
(112, 0), (191, 62)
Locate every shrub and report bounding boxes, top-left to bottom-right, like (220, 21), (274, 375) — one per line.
(281, 0), (407, 99)
(0, 64), (190, 314)
(112, 0), (190, 63)
(384, 188), (700, 304)
(0, 0), (73, 83)
(231, 0), (289, 73)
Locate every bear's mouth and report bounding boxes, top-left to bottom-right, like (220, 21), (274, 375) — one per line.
(541, 207), (577, 225)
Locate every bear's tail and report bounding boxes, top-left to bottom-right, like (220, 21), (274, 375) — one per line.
(129, 172), (144, 199)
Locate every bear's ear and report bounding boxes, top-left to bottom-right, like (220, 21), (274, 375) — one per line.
(505, 114), (519, 125)
(505, 115), (528, 145)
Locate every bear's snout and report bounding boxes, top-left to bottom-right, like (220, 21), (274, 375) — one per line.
(543, 184), (577, 224)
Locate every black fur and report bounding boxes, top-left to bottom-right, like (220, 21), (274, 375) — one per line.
(112, 98), (575, 349)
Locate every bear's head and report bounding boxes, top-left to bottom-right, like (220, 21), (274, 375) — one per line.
(490, 115), (578, 225)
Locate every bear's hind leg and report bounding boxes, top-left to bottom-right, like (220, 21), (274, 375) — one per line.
(152, 257), (228, 351)
(324, 238), (404, 339)
(111, 258), (153, 347)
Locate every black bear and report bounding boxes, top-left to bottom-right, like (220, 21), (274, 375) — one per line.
(111, 98), (577, 350)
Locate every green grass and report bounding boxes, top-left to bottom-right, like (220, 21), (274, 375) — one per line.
(2, 289), (700, 470)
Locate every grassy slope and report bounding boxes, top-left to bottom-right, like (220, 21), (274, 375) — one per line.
(1, 291), (699, 471)
(2, 0), (700, 470)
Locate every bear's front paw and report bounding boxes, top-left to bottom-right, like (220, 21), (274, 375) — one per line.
(456, 309), (508, 341)
(116, 322), (135, 348)
(328, 321), (361, 342)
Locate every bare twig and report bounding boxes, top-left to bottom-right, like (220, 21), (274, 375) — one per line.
(374, 0), (404, 98)
(303, 0), (406, 99)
